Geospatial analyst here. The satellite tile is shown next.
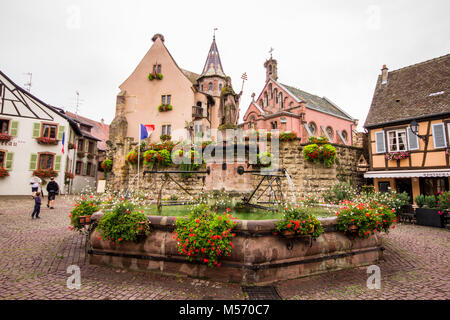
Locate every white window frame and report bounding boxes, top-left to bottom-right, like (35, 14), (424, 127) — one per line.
(406, 127), (420, 151)
(387, 129), (408, 152)
(375, 131), (386, 154)
(431, 123), (447, 149)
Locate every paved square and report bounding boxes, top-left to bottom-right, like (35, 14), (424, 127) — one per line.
(0, 196), (448, 300)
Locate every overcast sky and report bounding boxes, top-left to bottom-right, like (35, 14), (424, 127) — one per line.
(1, 0), (449, 130)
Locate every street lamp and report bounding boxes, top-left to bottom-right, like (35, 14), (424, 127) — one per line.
(409, 120), (427, 141)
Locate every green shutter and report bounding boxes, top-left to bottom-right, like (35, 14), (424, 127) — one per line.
(84, 140), (89, 153)
(82, 162), (87, 175)
(32, 123), (41, 138)
(92, 164), (96, 177)
(5, 153), (14, 170)
(54, 155), (62, 171)
(57, 125), (65, 140)
(29, 154), (38, 171)
(10, 121), (19, 137)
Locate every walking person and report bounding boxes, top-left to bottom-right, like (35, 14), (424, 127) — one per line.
(31, 192), (42, 219)
(46, 177), (59, 209)
(30, 177), (42, 198)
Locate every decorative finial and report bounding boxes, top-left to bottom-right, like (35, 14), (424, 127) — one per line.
(269, 47), (274, 58)
(213, 27), (218, 40)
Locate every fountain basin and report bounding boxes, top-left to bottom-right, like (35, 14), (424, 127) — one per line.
(88, 213), (383, 284)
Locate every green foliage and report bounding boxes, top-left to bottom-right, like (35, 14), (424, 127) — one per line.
(158, 104), (173, 112)
(275, 206), (324, 238)
(414, 194), (425, 208)
(335, 201), (397, 238)
(156, 149), (172, 166)
(143, 150), (157, 166)
(174, 204), (237, 267)
(97, 202), (150, 243)
(257, 152), (272, 166)
(308, 136), (329, 145)
(437, 191), (450, 211)
(160, 134), (171, 141)
(279, 131), (297, 141)
(101, 158), (113, 171)
(424, 195), (437, 209)
(126, 150), (141, 165)
(69, 196), (101, 232)
(303, 143), (337, 167)
(323, 182), (357, 204)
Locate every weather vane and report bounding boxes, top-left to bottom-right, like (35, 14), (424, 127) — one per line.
(269, 47), (274, 58)
(213, 27), (218, 40)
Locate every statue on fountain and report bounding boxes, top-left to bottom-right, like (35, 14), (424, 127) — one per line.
(218, 77), (241, 129)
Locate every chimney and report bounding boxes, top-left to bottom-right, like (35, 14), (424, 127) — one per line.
(381, 64), (388, 84)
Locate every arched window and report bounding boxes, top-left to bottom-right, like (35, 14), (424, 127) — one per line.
(200, 84), (204, 91)
(326, 126), (334, 139)
(264, 91), (268, 107)
(279, 92), (283, 108)
(342, 130), (348, 142)
(268, 83), (273, 99)
(274, 89), (278, 104)
(309, 122), (317, 135)
(260, 99), (264, 107)
(289, 101), (294, 107)
(208, 82), (213, 91)
(219, 83), (222, 91)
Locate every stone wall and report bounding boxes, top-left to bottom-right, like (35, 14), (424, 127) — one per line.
(105, 138), (365, 202)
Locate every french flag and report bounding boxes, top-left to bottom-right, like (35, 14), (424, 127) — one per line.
(61, 132), (65, 154)
(140, 124), (155, 140)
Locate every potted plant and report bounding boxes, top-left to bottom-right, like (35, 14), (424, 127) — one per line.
(101, 159), (113, 172)
(415, 194), (445, 228)
(68, 142), (75, 150)
(69, 196), (101, 231)
(87, 153), (95, 160)
(158, 104), (173, 112)
(77, 151), (85, 158)
(64, 171), (74, 185)
(279, 132), (297, 142)
(160, 134), (171, 141)
(125, 150), (141, 165)
(275, 206), (324, 239)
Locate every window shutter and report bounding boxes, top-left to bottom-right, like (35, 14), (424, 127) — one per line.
(82, 162), (87, 175)
(432, 123), (447, 149)
(32, 123), (41, 138)
(407, 127), (419, 150)
(375, 131), (386, 153)
(54, 155), (62, 171)
(57, 125), (65, 140)
(5, 152), (14, 170)
(84, 140), (89, 153)
(92, 164), (96, 177)
(10, 121), (19, 137)
(29, 154), (38, 171)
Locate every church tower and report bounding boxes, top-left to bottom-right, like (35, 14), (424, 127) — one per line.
(264, 56), (278, 82)
(197, 34), (228, 97)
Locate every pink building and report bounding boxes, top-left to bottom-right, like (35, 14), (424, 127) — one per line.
(241, 56), (358, 145)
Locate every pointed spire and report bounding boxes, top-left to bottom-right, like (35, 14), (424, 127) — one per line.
(200, 34), (226, 78)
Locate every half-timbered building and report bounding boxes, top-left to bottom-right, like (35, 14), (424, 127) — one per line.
(364, 54), (450, 201)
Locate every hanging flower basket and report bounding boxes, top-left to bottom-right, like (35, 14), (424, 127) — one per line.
(385, 151), (410, 161)
(36, 137), (58, 145)
(160, 134), (171, 141)
(101, 159), (113, 171)
(0, 167), (9, 178)
(148, 73), (163, 81)
(158, 104), (173, 112)
(126, 150), (142, 165)
(68, 142), (75, 150)
(77, 151), (85, 158)
(0, 133), (13, 142)
(87, 153), (95, 160)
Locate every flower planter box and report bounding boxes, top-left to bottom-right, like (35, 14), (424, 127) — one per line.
(36, 137), (58, 145)
(78, 215), (91, 226)
(415, 208), (445, 228)
(0, 133), (13, 142)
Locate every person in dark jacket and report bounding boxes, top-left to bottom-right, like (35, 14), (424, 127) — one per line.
(46, 177), (59, 209)
(32, 192), (42, 219)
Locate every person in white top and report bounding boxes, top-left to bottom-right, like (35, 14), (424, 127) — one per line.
(30, 177), (42, 198)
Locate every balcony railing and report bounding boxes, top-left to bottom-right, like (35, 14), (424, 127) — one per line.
(192, 106), (203, 118)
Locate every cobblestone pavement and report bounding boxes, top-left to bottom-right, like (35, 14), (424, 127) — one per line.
(0, 196), (448, 300)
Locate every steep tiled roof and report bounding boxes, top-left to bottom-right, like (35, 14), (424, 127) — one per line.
(280, 83), (354, 120)
(364, 54), (450, 128)
(181, 69), (200, 85)
(65, 111), (109, 150)
(200, 37), (226, 78)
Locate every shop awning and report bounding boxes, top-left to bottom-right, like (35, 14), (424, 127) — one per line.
(364, 169), (450, 179)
